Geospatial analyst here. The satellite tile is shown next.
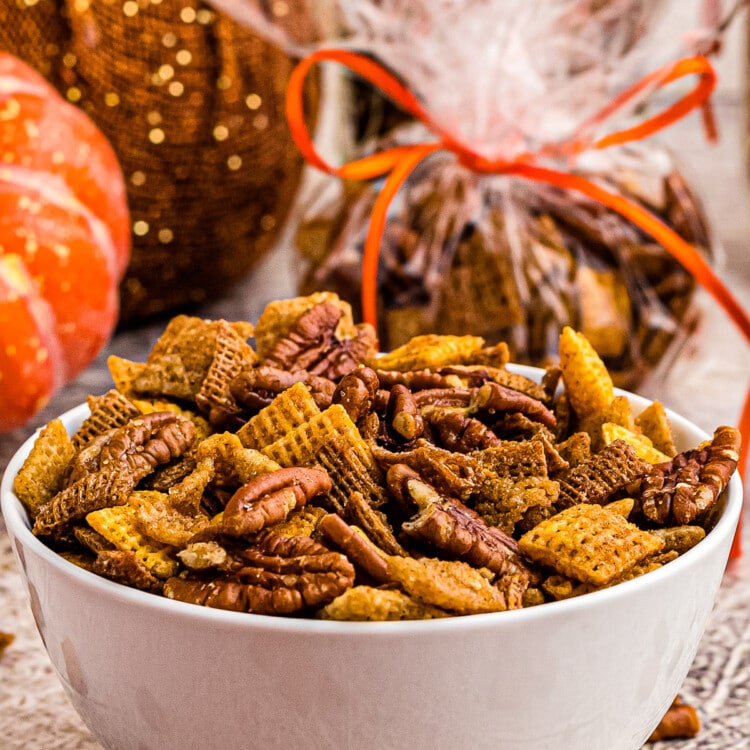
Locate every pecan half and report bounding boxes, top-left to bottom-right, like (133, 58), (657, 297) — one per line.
(423, 408), (502, 453)
(92, 550), (164, 593)
(230, 366), (335, 411)
(385, 384), (424, 442)
(647, 696), (701, 743)
(473, 381), (556, 429)
(39, 412), (195, 536)
(373, 441), (480, 503)
(261, 300), (377, 379)
(318, 513), (391, 583)
(164, 532), (355, 615)
(332, 367), (379, 423)
(220, 467), (332, 537)
(388, 465), (529, 608)
(413, 387), (473, 409)
(98, 412), (198, 483)
(374, 369), (463, 391)
(640, 425), (741, 525)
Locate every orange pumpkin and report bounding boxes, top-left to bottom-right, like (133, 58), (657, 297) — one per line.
(0, 53), (130, 431)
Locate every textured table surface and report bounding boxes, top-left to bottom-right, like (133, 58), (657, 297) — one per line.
(2, 100), (750, 748)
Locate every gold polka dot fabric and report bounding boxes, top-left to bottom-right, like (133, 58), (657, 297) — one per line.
(0, 0), (317, 321)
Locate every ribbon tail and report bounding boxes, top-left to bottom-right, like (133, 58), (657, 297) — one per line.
(361, 144), (440, 328)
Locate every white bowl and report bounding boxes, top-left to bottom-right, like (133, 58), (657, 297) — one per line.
(1, 369), (742, 750)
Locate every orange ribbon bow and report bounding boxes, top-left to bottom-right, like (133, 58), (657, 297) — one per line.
(286, 50), (750, 558)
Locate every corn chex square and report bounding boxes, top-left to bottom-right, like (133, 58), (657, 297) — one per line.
(237, 381), (321, 450)
(518, 502), (664, 586)
(262, 404), (385, 511)
(86, 504), (178, 579)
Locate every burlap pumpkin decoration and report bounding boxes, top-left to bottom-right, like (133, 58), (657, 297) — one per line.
(0, 0), (318, 321)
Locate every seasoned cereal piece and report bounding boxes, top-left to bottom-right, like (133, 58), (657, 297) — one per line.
(605, 497), (635, 518)
(195, 432), (281, 486)
(601, 395), (636, 432)
(475, 440), (548, 480)
(465, 340), (511, 369)
(271, 505), (328, 538)
(522, 587), (546, 607)
(474, 476), (559, 535)
(58, 550), (98, 572)
(263, 404), (386, 511)
(319, 586), (449, 621)
(555, 431), (591, 468)
(635, 400), (677, 457)
(369, 334), (485, 372)
(613, 550), (679, 583)
(601, 422), (672, 464)
(556, 440), (652, 508)
(33, 470), (136, 538)
(542, 551), (679, 598)
(386, 555), (508, 615)
(106, 354), (147, 397)
(518, 503), (664, 586)
(237, 381), (321, 450)
(488, 368), (550, 403)
(558, 326), (614, 420)
(13, 418), (75, 518)
(342, 491), (407, 556)
(73, 524), (115, 554)
(74, 390), (142, 448)
(530, 432), (569, 475)
(542, 574), (597, 601)
(86, 504), (179, 578)
(163, 435), (282, 516)
(133, 316), (254, 401)
(650, 525), (706, 555)
(195, 319), (257, 427)
(131, 490), (211, 547)
(131, 398), (210, 434)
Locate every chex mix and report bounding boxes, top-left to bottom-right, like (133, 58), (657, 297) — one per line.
(14, 291), (740, 621)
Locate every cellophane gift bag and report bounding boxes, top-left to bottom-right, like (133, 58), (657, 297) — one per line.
(209, 0), (717, 391)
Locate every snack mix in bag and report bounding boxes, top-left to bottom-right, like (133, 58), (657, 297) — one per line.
(207, 0), (716, 390)
(296, 143), (712, 390)
(14, 292), (740, 623)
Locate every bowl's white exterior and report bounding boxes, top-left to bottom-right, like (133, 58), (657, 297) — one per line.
(1, 370), (742, 750)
